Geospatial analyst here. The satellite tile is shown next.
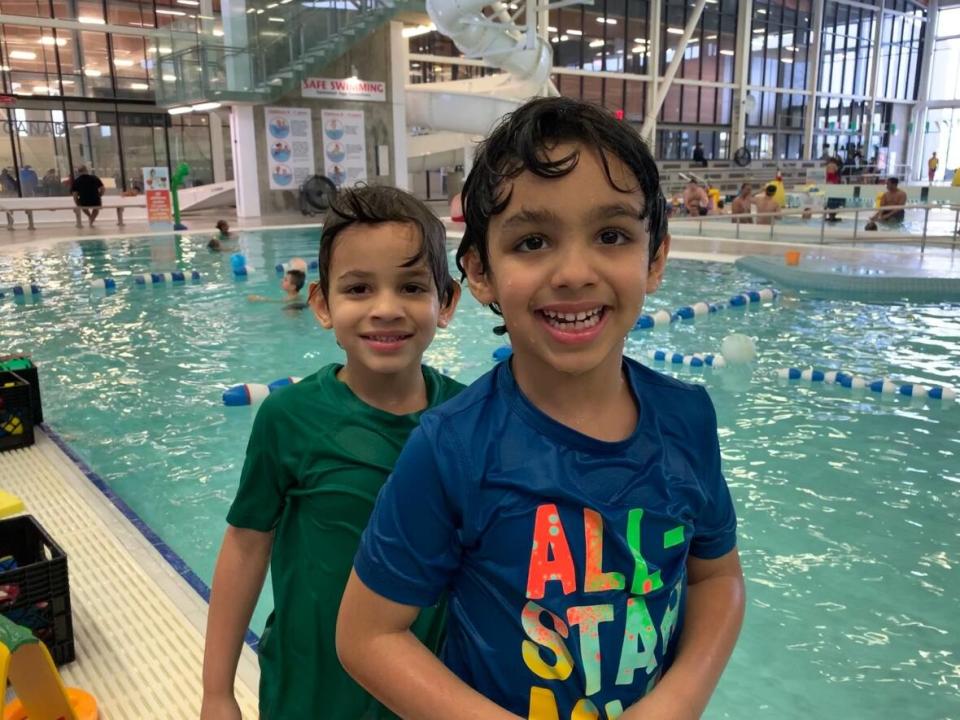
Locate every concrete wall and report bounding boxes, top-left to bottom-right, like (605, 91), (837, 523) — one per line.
(255, 23), (398, 215)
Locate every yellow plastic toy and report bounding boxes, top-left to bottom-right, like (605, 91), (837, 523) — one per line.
(0, 615), (98, 720)
(0, 490), (24, 519)
(875, 190), (885, 207)
(770, 172), (787, 208)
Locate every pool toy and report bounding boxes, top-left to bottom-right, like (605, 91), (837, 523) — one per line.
(0, 491), (23, 518)
(276, 260), (319, 274)
(647, 350), (726, 368)
(171, 162), (189, 231)
(133, 271), (202, 285)
(777, 367), (957, 401)
(223, 376), (302, 406)
(633, 288), (779, 330)
(720, 334), (757, 364)
(89, 278), (116, 291)
(0, 614), (98, 720)
(492, 345), (512, 362)
(770, 172), (786, 207)
(230, 253), (248, 277)
(5, 285), (40, 297)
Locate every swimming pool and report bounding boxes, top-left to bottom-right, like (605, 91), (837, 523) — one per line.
(2, 228), (958, 717)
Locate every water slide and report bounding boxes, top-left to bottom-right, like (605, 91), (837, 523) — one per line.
(405, 0), (556, 137)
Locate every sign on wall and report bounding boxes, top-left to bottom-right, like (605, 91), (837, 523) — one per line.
(264, 107), (315, 190)
(321, 109), (367, 188)
(302, 77), (386, 102)
(143, 166), (172, 227)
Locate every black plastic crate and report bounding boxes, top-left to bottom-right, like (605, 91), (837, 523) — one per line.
(0, 372), (34, 453)
(0, 354), (41, 424)
(0, 515), (74, 665)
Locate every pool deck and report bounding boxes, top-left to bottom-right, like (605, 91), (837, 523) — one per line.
(0, 430), (260, 718)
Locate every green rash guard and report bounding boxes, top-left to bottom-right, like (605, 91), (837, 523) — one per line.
(226, 363), (464, 720)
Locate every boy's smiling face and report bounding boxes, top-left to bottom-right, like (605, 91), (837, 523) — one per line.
(312, 221), (458, 377)
(464, 144), (669, 377)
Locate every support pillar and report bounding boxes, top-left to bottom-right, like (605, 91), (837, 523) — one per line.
(731, 0), (753, 153)
(907, 0), (938, 181)
(230, 105), (261, 218)
(864, 0), (886, 157)
(644, 0), (661, 150)
(802, 0), (824, 159)
(209, 111), (226, 183)
(389, 21), (409, 190)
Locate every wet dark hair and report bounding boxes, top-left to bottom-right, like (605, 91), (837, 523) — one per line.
(456, 97), (667, 322)
(765, 184), (777, 194)
(215, 219), (229, 233)
(285, 269), (306, 292)
(318, 184), (456, 306)
(887, 177), (899, 186)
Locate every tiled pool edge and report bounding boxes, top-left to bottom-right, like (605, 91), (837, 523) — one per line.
(41, 422), (262, 651)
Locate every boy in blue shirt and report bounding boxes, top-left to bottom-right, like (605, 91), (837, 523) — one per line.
(337, 97), (745, 720)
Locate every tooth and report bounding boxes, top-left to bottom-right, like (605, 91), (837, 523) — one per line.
(576, 312), (586, 320)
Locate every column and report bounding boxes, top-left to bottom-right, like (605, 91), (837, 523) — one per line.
(221, 0), (253, 93)
(644, 0), (661, 149)
(802, 0), (824, 159)
(731, 0), (753, 154)
(906, 0), (938, 181)
(389, 22), (409, 190)
(230, 105), (261, 218)
(864, 0), (886, 155)
(209, 111), (226, 183)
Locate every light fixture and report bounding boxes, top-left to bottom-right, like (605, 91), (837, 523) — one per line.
(130, 82), (149, 90)
(550, 36), (559, 43)
(78, 16), (106, 24)
(688, 37), (699, 43)
(596, 17), (617, 24)
(268, 16), (284, 22)
(178, 0), (200, 4)
(347, 64), (359, 81)
(168, 106), (192, 115)
(706, 34), (717, 40)
(632, 45), (643, 52)
(33, 85), (49, 93)
(60, 79), (74, 84)
(666, 27), (684, 34)
(560, 34), (568, 41)
(113, 59), (136, 67)
(156, 9), (187, 16)
(192, 101), (221, 111)
(84, 68), (102, 77)
(267, 2), (279, 6)
(0, 66), (9, 71)
(589, 39), (604, 47)
(753, 28), (764, 33)
(162, 74), (177, 81)
(402, 23), (435, 37)
(720, 49), (734, 55)
(159, 46), (172, 53)
(757, 8), (766, 13)
(40, 36), (68, 46)
(547, 25), (557, 31)
(634, 38), (646, 43)
(781, 57), (793, 63)
(9, 50), (37, 60)
(784, 45), (795, 51)
(212, 28), (224, 36)
(567, 29), (582, 35)
(73, 122), (99, 128)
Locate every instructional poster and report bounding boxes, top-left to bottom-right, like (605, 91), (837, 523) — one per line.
(264, 107), (315, 190)
(321, 109), (366, 188)
(143, 166), (172, 227)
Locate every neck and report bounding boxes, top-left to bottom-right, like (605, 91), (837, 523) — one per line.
(285, 290), (299, 301)
(337, 361), (427, 415)
(511, 344), (636, 442)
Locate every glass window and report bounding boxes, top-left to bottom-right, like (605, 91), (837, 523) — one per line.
(11, 109), (71, 196)
(112, 35), (151, 99)
(119, 113), (168, 192)
(67, 109), (122, 194)
(169, 113), (214, 186)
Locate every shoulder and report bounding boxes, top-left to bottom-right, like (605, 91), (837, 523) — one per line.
(625, 356), (717, 427)
(253, 367), (330, 421)
(417, 368), (502, 456)
(422, 365), (467, 402)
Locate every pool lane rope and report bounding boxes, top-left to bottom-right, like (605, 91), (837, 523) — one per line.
(89, 271), (202, 291)
(2, 284), (41, 299)
(778, 367), (957, 402)
(223, 376), (302, 406)
(633, 288), (780, 330)
(276, 260), (319, 274)
(647, 350), (726, 368)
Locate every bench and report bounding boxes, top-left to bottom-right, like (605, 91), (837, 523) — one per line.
(0, 196), (147, 230)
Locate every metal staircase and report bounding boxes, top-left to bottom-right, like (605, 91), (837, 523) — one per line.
(153, 0), (415, 107)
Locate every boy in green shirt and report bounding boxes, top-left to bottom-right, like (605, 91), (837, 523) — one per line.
(201, 186), (463, 719)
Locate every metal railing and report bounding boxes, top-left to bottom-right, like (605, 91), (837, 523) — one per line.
(668, 202), (960, 254)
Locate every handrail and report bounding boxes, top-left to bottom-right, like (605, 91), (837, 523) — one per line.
(668, 202), (960, 254)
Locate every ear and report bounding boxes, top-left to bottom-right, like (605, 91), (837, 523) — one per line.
(309, 282), (334, 329)
(437, 282), (461, 329)
(462, 249), (497, 307)
(645, 233), (671, 294)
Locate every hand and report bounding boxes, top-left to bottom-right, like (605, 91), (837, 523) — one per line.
(247, 294), (267, 302)
(200, 693), (242, 720)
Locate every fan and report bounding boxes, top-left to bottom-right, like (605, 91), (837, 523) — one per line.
(299, 175), (338, 216)
(733, 147), (752, 167)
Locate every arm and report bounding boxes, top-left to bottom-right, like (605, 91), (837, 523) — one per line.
(337, 570), (522, 720)
(620, 549), (745, 720)
(201, 525), (273, 718)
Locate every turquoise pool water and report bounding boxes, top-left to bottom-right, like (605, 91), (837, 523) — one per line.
(2, 228), (958, 717)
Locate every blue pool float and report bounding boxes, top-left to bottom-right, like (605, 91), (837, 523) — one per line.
(134, 271), (202, 285)
(223, 376), (302, 406)
(231, 253), (248, 278)
(492, 345), (512, 362)
(647, 349), (726, 368)
(7, 284), (40, 297)
(777, 367), (956, 401)
(633, 288), (779, 331)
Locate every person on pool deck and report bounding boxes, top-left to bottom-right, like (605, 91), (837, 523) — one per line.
(730, 183), (753, 223)
(71, 166), (104, 227)
(337, 96), (745, 720)
(683, 178), (710, 216)
(247, 269), (308, 309)
(753, 184), (781, 225)
(866, 177), (908, 230)
(201, 184), (463, 720)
